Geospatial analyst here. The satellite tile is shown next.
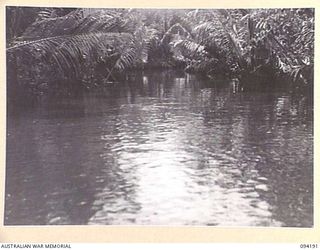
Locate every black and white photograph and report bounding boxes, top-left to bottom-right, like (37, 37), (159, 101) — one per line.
(5, 7), (314, 227)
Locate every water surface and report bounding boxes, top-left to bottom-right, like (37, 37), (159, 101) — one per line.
(5, 71), (313, 226)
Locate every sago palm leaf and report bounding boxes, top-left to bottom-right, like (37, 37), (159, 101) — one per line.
(194, 21), (216, 33)
(114, 41), (136, 70)
(7, 32), (135, 77)
(73, 11), (130, 33)
(20, 9), (83, 40)
(173, 39), (204, 55)
(193, 17), (247, 68)
(160, 23), (193, 44)
(20, 9), (130, 41)
(133, 26), (160, 63)
(7, 9), (141, 80)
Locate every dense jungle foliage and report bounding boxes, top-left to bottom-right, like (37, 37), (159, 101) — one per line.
(6, 7), (314, 97)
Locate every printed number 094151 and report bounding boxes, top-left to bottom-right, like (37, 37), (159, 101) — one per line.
(300, 244), (318, 248)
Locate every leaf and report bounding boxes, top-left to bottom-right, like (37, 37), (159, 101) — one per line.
(7, 32), (134, 77)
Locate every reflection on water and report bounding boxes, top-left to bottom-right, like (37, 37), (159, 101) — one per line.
(5, 70), (313, 226)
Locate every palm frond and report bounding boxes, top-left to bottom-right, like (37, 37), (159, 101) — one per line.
(74, 11), (129, 33)
(194, 21), (216, 33)
(226, 33), (246, 68)
(7, 8), (142, 81)
(18, 9), (131, 42)
(7, 32), (134, 77)
(36, 8), (57, 21)
(173, 39), (205, 56)
(114, 46), (136, 70)
(133, 26), (160, 63)
(20, 10), (83, 40)
(161, 23), (193, 44)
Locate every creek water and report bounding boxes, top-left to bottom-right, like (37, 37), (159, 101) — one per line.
(5, 70), (313, 226)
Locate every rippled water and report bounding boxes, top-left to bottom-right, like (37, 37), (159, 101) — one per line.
(5, 70), (313, 226)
